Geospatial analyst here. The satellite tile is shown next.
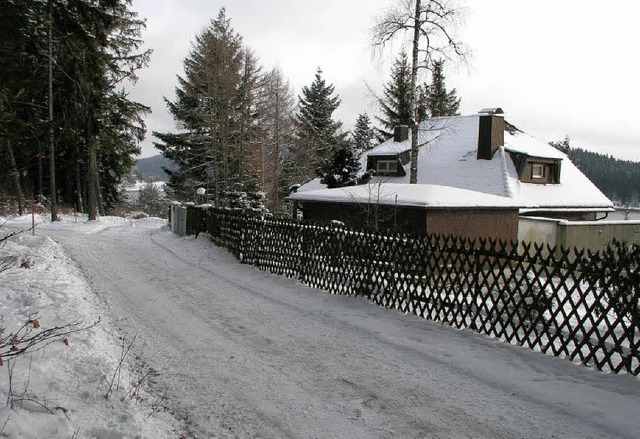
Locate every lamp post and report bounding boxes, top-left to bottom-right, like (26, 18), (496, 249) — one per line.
(196, 187), (206, 205)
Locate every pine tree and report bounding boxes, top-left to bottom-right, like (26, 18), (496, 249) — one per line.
(136, 182), (167, 218)
(67, 0), (150, 219)
(154, 8), (260, 205)
(426, 59), (460, 117)
(0, 0), (150, 219)
(318, 142), (361, 189)
(293, 68), (344, 182)
(351, 113), (376, 155)
(550, 136), (571, 155)
(375, 51), (413, 139)
(0, 1), (49, 206)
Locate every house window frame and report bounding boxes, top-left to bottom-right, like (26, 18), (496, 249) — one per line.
(532, 163), (545, 179)
(376, 160), (397, 174)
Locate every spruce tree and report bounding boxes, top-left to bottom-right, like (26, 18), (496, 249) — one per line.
(318, 142), (361, 189)
(154, 8), (260, 205)
(375, 51), (413, 139)
(293, 68), (344, 182)
(351, 113), (376, 155)
(426, 59), (461, 117)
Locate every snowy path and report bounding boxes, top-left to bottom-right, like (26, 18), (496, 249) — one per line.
(49, 223), (640, 438)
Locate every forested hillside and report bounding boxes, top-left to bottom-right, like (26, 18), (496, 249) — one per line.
(551, 139), (640, 205)
(569, 150), (639, 205)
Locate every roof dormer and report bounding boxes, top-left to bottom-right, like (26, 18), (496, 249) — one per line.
(366, 154), (408, 177)
(510, 154), (562, 184)
(365, 125), (411, 177)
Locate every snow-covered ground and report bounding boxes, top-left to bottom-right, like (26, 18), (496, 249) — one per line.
(122, 181), (166, 202)
(609, 207), (640, 221)
(1, 213), (640, 438)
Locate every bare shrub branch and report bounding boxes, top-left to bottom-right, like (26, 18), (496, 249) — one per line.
(0, 314), (99, 363)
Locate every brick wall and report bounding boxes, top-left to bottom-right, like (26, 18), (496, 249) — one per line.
(302, 201), (427, 234)
(426, 209), (519, 242)
(301, 201), (519, 241)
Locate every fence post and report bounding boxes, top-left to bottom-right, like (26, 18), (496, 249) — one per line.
(630, 290), (638, 374)
(297, 223), (307, 283)
(238, 212), (246, 263)
(628, 245), (639, 374)
(470, 244), (481, 332)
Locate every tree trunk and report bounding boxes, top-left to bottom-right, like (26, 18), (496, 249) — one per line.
(5, 140), (25, 215)
(210, 120), (220, 207)
(409, 0), (421, 185)
(37, 153), (43, 199)
(48, 0), (57, 220)
(96, 150), (105, 216)
(86, 118), (99, 220)
(74, 143), (84, 213)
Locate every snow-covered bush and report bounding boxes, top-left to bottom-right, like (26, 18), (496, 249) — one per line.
(136, 182), (169, 218)
(222, 183), (269, 213)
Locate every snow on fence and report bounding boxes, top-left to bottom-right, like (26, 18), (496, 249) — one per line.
(175, 205), (640, 376)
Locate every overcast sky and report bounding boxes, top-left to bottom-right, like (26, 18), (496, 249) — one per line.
(127, 0), (640, 162)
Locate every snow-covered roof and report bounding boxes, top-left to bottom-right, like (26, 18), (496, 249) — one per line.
(295, 113), (613, 212)
(289, 183), (527, 209)
(504, 128), (566, 160)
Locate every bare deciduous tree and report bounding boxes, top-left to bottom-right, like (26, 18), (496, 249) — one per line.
(372, 0), (468, 183)
(258, 68), (296, 212)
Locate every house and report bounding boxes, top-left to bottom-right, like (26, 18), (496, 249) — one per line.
(288, 108), (614, 241)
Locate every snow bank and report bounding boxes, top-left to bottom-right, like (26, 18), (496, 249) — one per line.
(0, 218), (183, 438)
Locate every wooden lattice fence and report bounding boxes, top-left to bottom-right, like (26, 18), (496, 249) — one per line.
(183, 206), (640, 375)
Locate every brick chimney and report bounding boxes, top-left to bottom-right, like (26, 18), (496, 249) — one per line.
(477, 109), (504, 160)
(393, 125), (409, 142)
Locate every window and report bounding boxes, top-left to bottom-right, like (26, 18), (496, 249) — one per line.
(532, 163), (545, 179)
(376, 160), (397, 173)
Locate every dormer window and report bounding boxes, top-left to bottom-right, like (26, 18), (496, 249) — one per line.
(507, 151), (562, 184)
(366, 155), (407, 177)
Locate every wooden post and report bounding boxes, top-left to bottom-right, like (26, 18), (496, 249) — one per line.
(31, 192), (35, 235)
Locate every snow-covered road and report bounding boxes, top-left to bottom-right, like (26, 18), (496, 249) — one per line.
(50, 222), (639, 438)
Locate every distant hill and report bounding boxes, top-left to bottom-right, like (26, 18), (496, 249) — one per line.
(551, 140), (640, 206)
(134, 155), (177, 182)
(567, 148), (640, 206)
